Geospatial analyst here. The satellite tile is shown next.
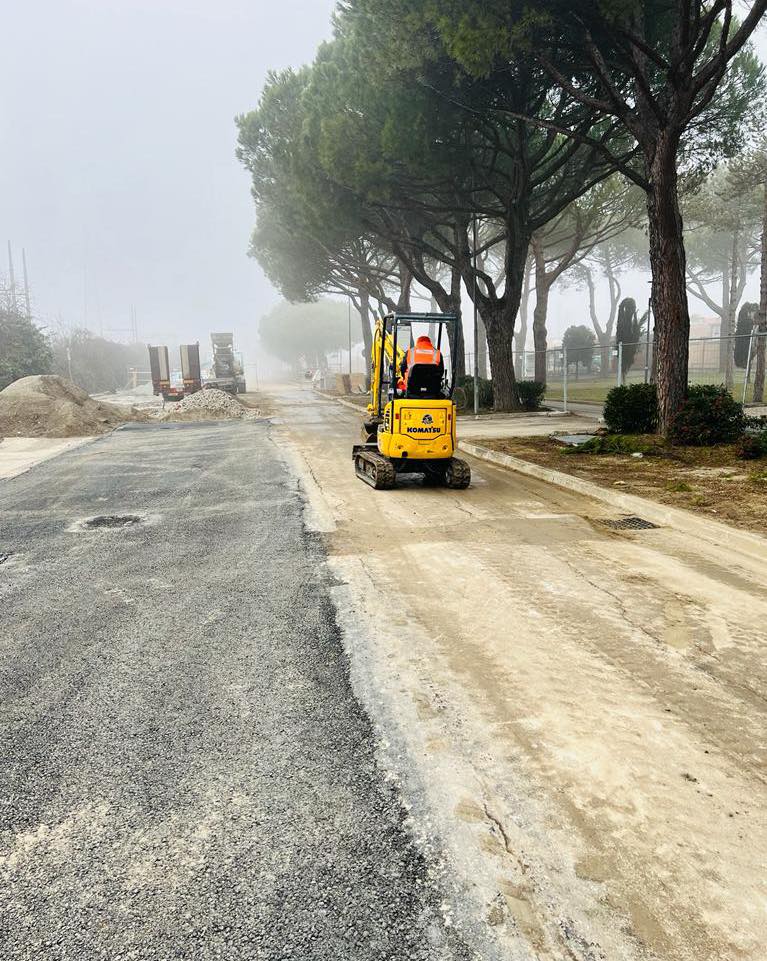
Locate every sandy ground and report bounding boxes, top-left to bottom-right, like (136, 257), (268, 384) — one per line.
(274, 384), (767, 961)
(479, 436), (767, 534)
(0, 437), (95, 479)
(459, 413), (598, 440)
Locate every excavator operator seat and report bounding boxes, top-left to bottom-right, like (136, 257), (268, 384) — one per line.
(405, 359), (445, 398)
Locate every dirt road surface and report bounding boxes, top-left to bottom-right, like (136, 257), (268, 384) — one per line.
(275, 385), (767, 961)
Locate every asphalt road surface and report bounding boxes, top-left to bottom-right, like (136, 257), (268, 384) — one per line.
(0, 421), (472, 960)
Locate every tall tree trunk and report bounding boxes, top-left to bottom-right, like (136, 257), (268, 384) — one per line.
(457, 213), (526, 409)
(646, 136), (690, 436)
(719, 261), (730, 374)
(725, 229), (739, 391)
(358, 288), (373, 391)
(531, 239), (550, 383)
(515, 255), (531, 378)
(754, 183), (767, 403)
(585, 266), (610, 375)
(397, 262), (413, 312)
(473, 252), (490, 379)
(485, 307), (519, 410)
(476, 314), (489, 379)
(431, 266), (465, 381)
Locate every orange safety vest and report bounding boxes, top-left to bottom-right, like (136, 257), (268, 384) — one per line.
(402, 338), (441, 388)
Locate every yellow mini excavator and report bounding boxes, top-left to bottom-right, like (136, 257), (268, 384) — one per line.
(353, 312), (471, 490)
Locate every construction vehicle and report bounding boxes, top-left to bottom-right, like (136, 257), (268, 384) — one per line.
(207, 332), (246, 394)
(148, 345), (184, 402)
(180, 343), (202, 395)
(353, 313), (471, 490)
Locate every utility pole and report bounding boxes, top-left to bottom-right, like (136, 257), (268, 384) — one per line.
(7, 241), (17, 311)
(21, 248), (32, 321)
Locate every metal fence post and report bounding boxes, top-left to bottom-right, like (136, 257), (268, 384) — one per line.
(743, 325), (757, 405)
(644, 336), (651, 384)
(617, 342), (623, 387)
(563, 346), (568, 413)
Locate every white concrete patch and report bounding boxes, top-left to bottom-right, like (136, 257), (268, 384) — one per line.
(0, 436), (96, 480)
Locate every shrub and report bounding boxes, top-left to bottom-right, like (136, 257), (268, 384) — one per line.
(456, 375), (493, 410)
(737, 431), (767, 460)
(603, 383), (658, 434)
(670, 385), (745, 446)
(516, 380), (546, 411)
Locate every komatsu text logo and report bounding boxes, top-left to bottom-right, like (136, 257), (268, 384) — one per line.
(407, 414), (440, 435)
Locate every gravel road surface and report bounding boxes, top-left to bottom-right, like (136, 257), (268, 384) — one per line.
(0, 421), (472, 960)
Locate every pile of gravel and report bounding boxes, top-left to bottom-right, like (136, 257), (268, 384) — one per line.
(0, 375), (142, 438)
(155, 388), (251, 421)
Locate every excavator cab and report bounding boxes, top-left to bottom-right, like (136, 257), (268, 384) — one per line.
(353, 313), (471, 490)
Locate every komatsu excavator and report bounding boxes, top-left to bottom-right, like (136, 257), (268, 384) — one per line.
(353, 312), (471, 490)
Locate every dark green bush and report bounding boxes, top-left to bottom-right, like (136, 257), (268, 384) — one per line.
(737, 431), (767, 460)
(516, 380), (546, 411)
(603, 383), (658, 434)
(670, 385), (745, 446)
(456, 375), (493, 410)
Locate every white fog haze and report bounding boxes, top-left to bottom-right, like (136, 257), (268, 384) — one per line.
(0, 0), (335, 364)
(2, 5), (767, 361)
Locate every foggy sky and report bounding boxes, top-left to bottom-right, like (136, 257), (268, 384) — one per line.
(2, 4), (766, 362)
(0, 0), (335, 357)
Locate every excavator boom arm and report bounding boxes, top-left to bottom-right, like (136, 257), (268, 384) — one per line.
(368, 316), (406, 417)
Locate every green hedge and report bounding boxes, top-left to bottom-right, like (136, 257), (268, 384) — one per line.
(603, 383), (658, 434)
(517, 380), (546, 411)
(670, 385), (745, 446)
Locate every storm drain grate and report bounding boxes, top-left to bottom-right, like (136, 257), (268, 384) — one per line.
(603, 515), (660, 531)
(83, 515), (142, 530)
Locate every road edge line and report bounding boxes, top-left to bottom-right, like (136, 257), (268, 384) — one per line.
(459, 439), (767, 563)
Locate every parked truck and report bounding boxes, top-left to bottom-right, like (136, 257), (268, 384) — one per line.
(180, 343), (202, 395)
(148, 345), (184, 402)
(206, 332), (246, 394)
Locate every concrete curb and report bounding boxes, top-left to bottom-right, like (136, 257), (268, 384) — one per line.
(459, 439), (767, 564)
(313, 390), (368, 414)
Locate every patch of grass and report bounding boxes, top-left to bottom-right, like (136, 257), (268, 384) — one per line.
(749, 469), (767, 485)
(566, 434), (662, 456)
(667, 481), (693, 493)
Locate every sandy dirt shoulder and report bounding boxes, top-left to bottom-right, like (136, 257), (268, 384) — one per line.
(475, 435), (767, 535)
(274, 385), (767, 961)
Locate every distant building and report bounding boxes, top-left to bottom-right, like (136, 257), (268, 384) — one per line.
(689, 315), (722, 370)
(690, 315), (721, 338)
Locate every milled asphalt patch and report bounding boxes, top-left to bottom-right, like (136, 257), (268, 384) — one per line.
(0, 421), (472, 960)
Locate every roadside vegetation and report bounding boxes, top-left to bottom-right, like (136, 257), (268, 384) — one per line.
(482, 382), (767, 531)
(238, 0), (767, 439)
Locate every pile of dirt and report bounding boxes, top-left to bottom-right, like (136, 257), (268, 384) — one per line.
(154, 388), (252, 421)
(0, 376), (142, 438)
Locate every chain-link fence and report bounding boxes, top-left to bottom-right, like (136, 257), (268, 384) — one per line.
(465, 331), (767, 410)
